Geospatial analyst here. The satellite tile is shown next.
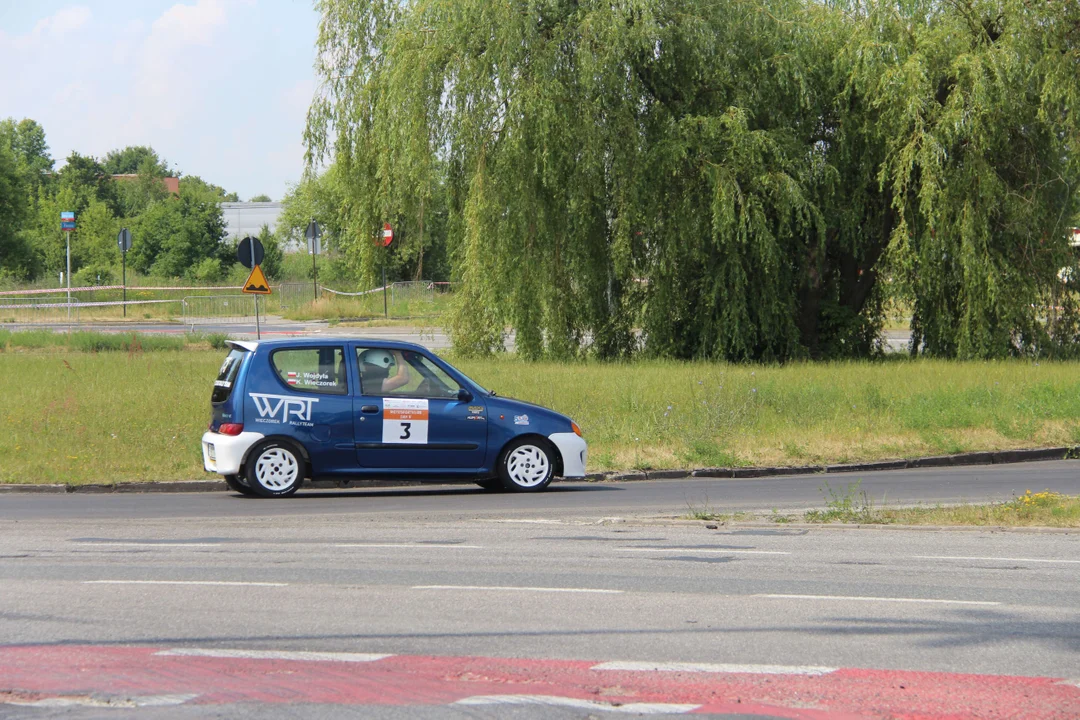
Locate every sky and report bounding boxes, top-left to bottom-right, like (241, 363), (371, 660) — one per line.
(0, 0), (320, 202)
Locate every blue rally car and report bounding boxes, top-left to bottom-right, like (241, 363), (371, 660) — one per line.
(201, 339), (587, 497)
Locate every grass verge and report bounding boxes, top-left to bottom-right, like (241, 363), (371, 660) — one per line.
(2, 345), (1080, 484)
(0, 329), (229, 352)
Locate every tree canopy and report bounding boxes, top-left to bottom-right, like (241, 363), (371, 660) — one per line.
(0, 119), (234, 284)
(308, 0), (1080, 360)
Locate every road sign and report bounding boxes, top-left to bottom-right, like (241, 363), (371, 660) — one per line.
(242, 265), (272, 295)
(237, 236), (264, 269)
(117, 228), (132, 253)
(382, 223), (394, 247)
(61, 211), (75, 232)
(305, 220), (321, 255)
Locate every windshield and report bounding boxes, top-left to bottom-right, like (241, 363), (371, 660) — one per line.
(440, 361), (489, 396)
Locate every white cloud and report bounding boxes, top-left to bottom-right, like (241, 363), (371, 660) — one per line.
(132, 0), (229, 130)
(4, 6), (92, 52)
(148, 0), (226, 48)
(36, 5), (91, 33)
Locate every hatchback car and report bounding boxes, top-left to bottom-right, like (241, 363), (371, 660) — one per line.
(201, 339), (587, 497)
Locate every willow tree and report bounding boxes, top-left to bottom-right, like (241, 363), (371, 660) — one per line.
(845, 0), (1080, 358)
(307, 0), (1080, 360)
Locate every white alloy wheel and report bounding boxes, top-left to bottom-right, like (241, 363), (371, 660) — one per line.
(505, 444), (551, 488)
(253, 447), (299, 492)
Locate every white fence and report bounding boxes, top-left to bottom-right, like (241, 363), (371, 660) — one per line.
(182, 295), (258, 327)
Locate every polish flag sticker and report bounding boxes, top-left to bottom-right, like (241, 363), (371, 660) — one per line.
(287, 372), (298, 385)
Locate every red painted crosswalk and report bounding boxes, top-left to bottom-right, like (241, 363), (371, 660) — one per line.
(1, 645), (1077, 718)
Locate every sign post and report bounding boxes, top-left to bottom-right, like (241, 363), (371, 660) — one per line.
(61, 212), (75, 319)
(117, 228), (132, 317)
(381, 223), (394, 318)
(238, 236), (269, 340)
(305, 220), (321, 302)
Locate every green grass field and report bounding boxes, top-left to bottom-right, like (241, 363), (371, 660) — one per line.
(2, 343), (1079, 485)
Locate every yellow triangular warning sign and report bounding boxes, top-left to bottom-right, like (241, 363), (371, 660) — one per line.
(242, 264), (272, 295)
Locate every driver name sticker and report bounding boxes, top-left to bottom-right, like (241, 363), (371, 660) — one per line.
(382, 398), (429, 444)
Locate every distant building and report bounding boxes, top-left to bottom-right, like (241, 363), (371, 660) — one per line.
(220, 202), (283, 240)
(110, 174), (180, 195)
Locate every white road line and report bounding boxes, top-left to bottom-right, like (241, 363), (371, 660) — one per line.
(333, 544), (483, 549)
(620, 548), (789, 555)
(454, 695), (700, 714)
(83, 580), (287, 587)
(72, 543), (223, 548)
(8, 694), (197, 708)
(156, 649), (392, 663)
(480, 519), (566, 524)
(413, 585), (623, 594)
(591, 661), (837, 676)
(915, 555), (1080, 565)
(756, 594), (999, 606)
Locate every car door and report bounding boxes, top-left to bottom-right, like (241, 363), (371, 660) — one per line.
(246, 344), (355, 475)
(352, 345), (487, 471)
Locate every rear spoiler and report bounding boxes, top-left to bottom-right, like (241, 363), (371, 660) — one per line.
(226, 340), (258, 352)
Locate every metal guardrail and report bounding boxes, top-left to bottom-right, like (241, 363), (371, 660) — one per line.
(275, 282), (316, 311)
(182, 295), (257, 327)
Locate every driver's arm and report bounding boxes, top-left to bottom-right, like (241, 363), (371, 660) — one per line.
(381, 351), (411, 392)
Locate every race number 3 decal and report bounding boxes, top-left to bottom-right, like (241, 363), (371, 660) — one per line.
(382, 398), (429, 444)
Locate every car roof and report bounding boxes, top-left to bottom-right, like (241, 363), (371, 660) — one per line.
(228, 337), (431, 353)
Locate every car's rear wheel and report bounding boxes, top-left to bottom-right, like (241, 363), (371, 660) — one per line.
(245, 440), (304, 498)
(498, 438), (554, 492)
(223, 473), (256, 496)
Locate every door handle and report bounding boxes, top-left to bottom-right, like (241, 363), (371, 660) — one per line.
(361, 405), (380, 414)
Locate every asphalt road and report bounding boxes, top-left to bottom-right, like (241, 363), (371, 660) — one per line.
(4, 460), (1079, 521)
(2, 464), (1078, 718)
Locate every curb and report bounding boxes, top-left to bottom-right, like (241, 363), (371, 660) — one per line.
(1, 446), (1077, 494)
(595, 445), (1078, 482)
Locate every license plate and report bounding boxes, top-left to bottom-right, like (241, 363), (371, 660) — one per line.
(206, 443), (216, 461)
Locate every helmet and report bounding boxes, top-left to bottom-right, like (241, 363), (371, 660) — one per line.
(360, 349), (394, 368)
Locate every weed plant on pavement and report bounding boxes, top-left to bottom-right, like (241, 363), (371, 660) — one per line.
(798, 487), (1080, 528)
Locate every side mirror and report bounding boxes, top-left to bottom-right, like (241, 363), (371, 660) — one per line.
(457, 387), (473, 403)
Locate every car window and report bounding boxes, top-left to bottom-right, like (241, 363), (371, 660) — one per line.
(270, 347), (347, 395)
(356, 347), (461, 398)
(211, 348), (246, 403)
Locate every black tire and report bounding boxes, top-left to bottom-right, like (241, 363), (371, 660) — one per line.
(475, 478), (504, 492)
(497, 437), (555, 492)
(223, 473), (257, 496)
(244, 439), (305, 498)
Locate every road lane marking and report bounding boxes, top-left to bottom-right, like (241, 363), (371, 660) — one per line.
(915, 555), (1080, 565)
(620, 548), (789, 555)
(333, 544), (483, 549)
(480, 519), (566, 524)
(756, 594), (999, 606)
(454, 695), (700, 714)
(83, 580), (287, 587)
(8, 694), (198, 708)
(413, 585), (622, 594)
(591, 661), (837, 676)
(73, 543), (223, 548)
(156, 649), (392, 663)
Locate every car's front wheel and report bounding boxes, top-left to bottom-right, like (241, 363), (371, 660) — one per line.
(245, 440), (304, 498)
(498, 438), (555, 492)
